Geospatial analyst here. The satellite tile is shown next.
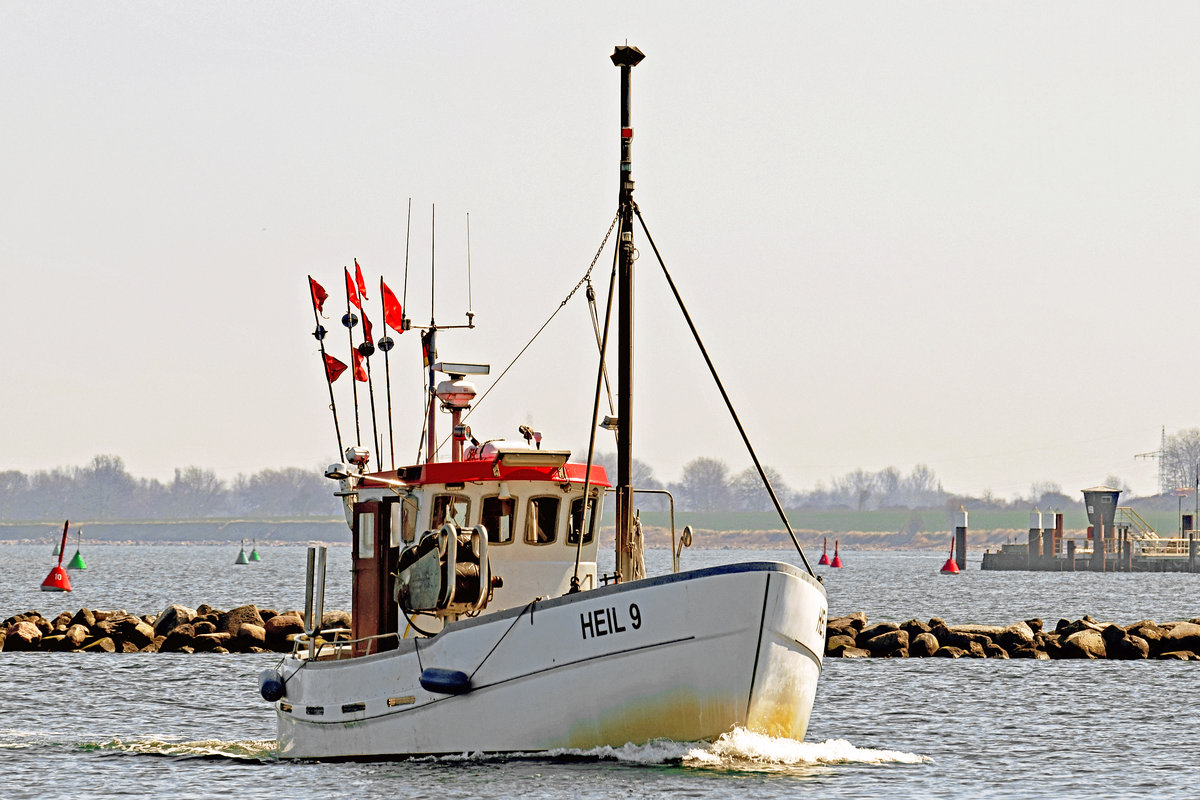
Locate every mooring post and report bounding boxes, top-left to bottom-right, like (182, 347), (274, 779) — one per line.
(955, 506), (968, 571)
(1123, 535), (1133, 572)
(1042, 512), (1056, 569)
(1190, 532), (1197, 574)
(1089, 523), (1103, 572)
(1067, 539), (1076, 571)
(1028, 507), (1042, 569)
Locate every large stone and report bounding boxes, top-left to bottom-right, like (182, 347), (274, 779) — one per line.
(857, 621), (900, 645)
(933, 645), (966, 658)
(839, 646), (871, 658)
(264, 614), (305, 651)
(910, 632), (939, 658)
(825, 634), (858, 656)
(997, 622), (1036, 652)
(1056, 618), (1103, 638)
(70, 608), (97, 629)
(82, 637), (116, 653)
(931, 625), (992, 651)
(828, 612), (867, 632)
(5, 621), (42, 651)
(217, 605), (265, 636)
(1060, 629), (1106, 659)
(153, 604), (197, 636)
(64, 624), (89, 648)
(235, 623), (267, 650)
(194, 632), (233, 653)
(901, 619), (932, 640)
(320, 610), (352, 632)
(864, 629), (909, 657)
(160, 624), (197, 653)
(1161, 621), (1200, 654)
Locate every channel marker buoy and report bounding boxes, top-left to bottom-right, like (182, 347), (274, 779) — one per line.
(818, 537), (830, 566)
(940, 537), (959, 574)
(235, 540), (250, 565)
(67, 529), (87, 570)
(830, 539), (843, 568)
(249, 539), (261, 562)
(41, 521), (73, 592)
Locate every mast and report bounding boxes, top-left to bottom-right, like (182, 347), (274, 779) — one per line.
(611, 44), (645, 582)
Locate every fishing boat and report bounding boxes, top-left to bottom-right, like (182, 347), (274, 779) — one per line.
(261, 44), (827, 759)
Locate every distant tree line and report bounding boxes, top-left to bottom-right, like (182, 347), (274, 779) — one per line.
(0, 452), (1147, 523)
(0, 455), (339, 521)
(590, 453), (950, 512)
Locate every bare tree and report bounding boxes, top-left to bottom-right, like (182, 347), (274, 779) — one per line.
(676, 457), (731, 512)
(1161, 429), (1200, 493)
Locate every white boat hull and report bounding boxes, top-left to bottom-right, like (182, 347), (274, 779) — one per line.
(274, 561), (826, 758)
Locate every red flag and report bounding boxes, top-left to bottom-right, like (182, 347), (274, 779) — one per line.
(309, 277), (328, 315)
(354, 259), (370, 302)
(381, 279), (404, 333)
(345, 268), (361, 310)
(352, 348), (368, 381)
(324, 353), (347, 383)
(361, 310), (374, 345)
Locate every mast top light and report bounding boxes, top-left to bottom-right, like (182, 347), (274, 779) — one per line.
(610, 45), (645, 68)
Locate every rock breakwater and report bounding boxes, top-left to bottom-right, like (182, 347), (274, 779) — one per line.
(0, 604), (350, 654)
(826, 613), (1200, 660)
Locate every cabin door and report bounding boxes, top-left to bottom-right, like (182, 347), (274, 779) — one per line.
(350, 500), (400, 655)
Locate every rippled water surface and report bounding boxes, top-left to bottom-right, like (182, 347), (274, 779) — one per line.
(1, 543), (1197, 798)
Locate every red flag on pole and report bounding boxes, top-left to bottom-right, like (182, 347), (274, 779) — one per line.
(345, 268), (361, 310)
(309, 277), (329, 315)
(324, 353), (348, 383)
(354, 259), (370, 302)
(381, 279), (404, 333)
(361, 310), (374, 345)
(352, 348), (369, 381)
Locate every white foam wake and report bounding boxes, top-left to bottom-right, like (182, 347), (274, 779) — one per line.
(685, 728), (928, 767)
(472, 727), (927, 769)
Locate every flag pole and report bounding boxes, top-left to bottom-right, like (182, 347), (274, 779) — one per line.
(380, 277), (395, 470)
(343, 267), (362, 446)
(308, 276), (344, 456)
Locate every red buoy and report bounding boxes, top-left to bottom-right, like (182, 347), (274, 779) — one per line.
(818, 537), (830, 566)
(830, 539), (843, 568)
(940, 536), (959, 574)
(41, 521), (73, 592)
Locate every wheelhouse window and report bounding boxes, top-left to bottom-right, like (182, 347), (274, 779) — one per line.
(390, 496), (418, 547)
(568, 495), (599, 545)
(431, 494), (470, 529)
(525, 496), (560, 544)
(356, 511), (375, 558)
(481, 496), (516, 544)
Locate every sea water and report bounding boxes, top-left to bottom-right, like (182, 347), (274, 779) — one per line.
(0, 543), (1196, 798)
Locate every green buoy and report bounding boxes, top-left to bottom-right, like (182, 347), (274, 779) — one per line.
(249, 543), (261, 562)
(235, 540), (249, 565)
(67, 548), (87, 570)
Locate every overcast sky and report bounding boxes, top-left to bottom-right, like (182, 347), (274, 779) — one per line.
(3, 2), (1197, 500)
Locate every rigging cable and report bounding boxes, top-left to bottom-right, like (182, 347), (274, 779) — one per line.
(632, 202), (816, 577)
(572, 237), (620, 589)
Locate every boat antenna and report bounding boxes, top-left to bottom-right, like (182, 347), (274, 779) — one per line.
(425, 204), (438, 463)
(307, 275), (344, 456)
(465, 212), (475, 328)
(611, 42), (646, 583)
(342, 266), (362, 446)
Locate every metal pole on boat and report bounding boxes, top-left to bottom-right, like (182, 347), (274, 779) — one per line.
(612, 43), (645, 583)
(308, 276), (344, 456)
(344, 267), (362, 446)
